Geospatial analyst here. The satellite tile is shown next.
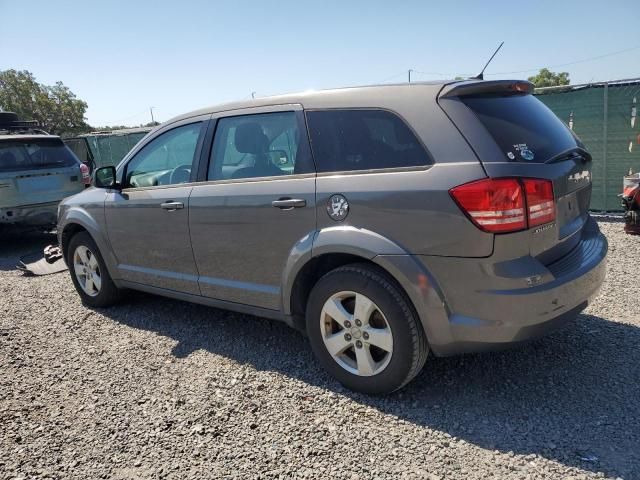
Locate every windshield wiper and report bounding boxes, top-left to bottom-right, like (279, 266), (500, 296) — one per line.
(545, 146), (591, 164)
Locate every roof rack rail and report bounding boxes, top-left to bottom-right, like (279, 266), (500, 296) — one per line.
(0, 111), (49, 135)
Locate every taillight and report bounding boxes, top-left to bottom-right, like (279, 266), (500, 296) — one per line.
(524, 179), (555, 227)
(449, 178), (526, 233)
(450, 177), (555, 233)
(79, 163), (91, 185)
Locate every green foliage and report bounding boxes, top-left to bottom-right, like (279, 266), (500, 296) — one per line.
(528, 68), (570, 88)
(0, 69), (90, 136)
(88, 121), (158, 132)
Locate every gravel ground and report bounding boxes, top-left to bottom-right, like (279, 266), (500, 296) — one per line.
(1, 220), (638, 480)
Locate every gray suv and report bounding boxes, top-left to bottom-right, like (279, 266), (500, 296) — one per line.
(58, 80), (607, 394)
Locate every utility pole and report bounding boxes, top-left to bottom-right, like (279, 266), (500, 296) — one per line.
(408, 69), (413, 83)
(150, 107), (155, 124)
(251, 91), (256, 99)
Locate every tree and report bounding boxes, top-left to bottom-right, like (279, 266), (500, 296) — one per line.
(0, 69), (90, 136)
(527, 68), (570, 88)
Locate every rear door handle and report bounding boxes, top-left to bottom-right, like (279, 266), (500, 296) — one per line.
(160, 201), (184, 211)
(271, 198), (306, 209)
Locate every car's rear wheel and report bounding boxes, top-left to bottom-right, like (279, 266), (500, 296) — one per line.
(306, 263), (428, 394)
(67, 232), (122, 308)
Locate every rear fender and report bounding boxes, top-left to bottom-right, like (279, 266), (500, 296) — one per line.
(281, 226), (451, 348)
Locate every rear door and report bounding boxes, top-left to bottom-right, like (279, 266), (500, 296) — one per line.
(0, 137), (83, 209)
(188, 105), (316, 310)
(439, 83), (592, 261)
(104, 119), (207, 294)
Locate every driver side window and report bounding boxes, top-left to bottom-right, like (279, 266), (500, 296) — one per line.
(125, 122), (202, 188)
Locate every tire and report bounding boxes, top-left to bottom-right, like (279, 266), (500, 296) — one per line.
(306, 263), (428, 395)
(67, 232), (122, 308)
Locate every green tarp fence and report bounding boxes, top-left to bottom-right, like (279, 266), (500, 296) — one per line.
(64, 128), (151, 170)
(535, 79), (640, 211)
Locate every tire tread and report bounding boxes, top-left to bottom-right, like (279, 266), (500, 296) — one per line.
(309, 262), (428, 393)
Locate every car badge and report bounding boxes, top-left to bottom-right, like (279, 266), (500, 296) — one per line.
(327, 194), (349, 221)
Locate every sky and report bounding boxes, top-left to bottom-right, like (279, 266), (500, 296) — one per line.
(1, 0), (639, 127)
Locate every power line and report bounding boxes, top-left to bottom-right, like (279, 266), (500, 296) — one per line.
(412, 69), (464, 77)
(376, 71), (407, 83)
(485, 45), (640, 76)
(102, 109), (150, 125)
(379, 45), (640, 84)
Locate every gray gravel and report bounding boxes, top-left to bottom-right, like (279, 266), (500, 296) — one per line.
(1, 220), (638, 479)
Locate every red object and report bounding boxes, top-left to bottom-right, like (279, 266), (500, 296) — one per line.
(450, 178), (526, 233)
(524, 179), (555, 227)
(79, 163), (91, 186)
(450, 177), (555, 233)
(512, 82), (532, 93)
(622, 175), (640, 235)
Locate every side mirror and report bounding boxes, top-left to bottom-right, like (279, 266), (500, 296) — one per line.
(94, 166), (119, 189)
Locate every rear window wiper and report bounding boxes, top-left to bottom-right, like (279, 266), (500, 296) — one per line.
(545, 147), (591, 164)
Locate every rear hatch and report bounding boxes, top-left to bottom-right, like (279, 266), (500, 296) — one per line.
(438, 80), (592, 263)
(0, 136), (84, 209)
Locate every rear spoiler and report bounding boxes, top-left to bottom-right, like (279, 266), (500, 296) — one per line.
(439, 80), (534, 98)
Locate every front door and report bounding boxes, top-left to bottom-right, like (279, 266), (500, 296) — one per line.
(189, 108), (316, 310)
(104, 120), (207, 294)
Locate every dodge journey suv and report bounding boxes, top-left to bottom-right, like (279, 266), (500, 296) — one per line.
(58, 80), (607, 394)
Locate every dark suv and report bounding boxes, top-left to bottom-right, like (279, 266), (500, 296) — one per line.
(57, 80), (607, 394)
(1, 112), (89, 227)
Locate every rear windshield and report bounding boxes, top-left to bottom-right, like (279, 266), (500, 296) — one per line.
(461, 94), (578, 163)
(0, 138), (79, 172)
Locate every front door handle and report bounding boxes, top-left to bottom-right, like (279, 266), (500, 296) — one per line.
(160, 201), (184, 211)
(271, 198), (306, 209)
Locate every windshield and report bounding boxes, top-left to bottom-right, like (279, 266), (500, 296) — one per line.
(461, 93), (579, 163)
(0, 138), (79, 172)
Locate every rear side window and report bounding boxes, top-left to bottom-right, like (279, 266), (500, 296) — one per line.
(461, 94), (578, 163)
(305, 109), (431, 173)
(0, 138), (78, 172)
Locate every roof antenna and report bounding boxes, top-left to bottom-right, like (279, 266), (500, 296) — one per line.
(472, 41), (504, 80)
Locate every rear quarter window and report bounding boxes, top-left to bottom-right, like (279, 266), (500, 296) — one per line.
(461, 94), (579, 163)
(0, 138), (79, 172)
(305, 109), (431, 172)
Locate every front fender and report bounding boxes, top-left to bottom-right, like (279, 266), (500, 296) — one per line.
(58, 194), (119, 281)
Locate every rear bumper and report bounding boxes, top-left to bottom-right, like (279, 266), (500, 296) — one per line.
(418, 217), (608, 356)
(0, 201), (59, 225)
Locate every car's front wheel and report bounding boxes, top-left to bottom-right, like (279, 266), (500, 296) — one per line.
(306, 263), (428, 394)
(67, 232), (122, 308)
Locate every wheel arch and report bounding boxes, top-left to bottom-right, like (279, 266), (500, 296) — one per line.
(283, 227), (450, 345)
(59, 208), (119, 280)
(60, 222), (88, 261)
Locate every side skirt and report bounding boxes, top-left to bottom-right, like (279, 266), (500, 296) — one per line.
(117, 280), (297, 329)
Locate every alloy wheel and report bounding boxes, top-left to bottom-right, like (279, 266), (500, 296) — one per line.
(319, 291), (393, 376)
(73, 245), (102, 297)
